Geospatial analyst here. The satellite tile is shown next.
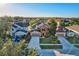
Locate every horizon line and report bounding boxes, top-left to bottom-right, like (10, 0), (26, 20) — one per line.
(0, 15), (79, 18)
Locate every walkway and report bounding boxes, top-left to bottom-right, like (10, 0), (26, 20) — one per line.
(58, 36), (79, 55)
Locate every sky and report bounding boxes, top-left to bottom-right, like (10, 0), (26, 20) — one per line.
(0, 3), (79, 17)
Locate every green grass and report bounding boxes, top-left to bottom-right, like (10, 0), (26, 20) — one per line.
(40, 37), (60, 44)
(66, 36), (79, 44)
(74, 45), (79, 48)
(40, 45), (62, 49)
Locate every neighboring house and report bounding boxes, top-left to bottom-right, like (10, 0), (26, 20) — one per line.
(65, 25), (79, 37)
(10, 19), (30, 42)
(35, 23), (50, 37)
(56, 26), (65, 32)
(64, 18), (70, 22)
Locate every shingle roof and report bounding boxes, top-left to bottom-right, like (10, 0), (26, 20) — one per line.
(36, 23), (49, 29)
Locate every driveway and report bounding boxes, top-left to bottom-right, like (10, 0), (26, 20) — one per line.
(27, 36), (41, 49)
(58, 36), (79, 55)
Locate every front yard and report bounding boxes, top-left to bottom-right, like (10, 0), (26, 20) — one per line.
(40, 36), (60, 44)
(66, 36), (79, 48)
(66, 36), (79, 44)
(40, 36), (62, 49)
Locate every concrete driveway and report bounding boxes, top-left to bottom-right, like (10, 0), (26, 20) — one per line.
(58, 36), (79, 55)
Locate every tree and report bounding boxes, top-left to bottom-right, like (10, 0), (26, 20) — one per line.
(0, 20), (12, 42)
(22, 48), (38, 56)
(0, 39), (27, 56)
(0, 16), (39, 56)
(48, 19), (57, 36)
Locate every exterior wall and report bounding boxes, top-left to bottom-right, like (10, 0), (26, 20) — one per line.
(56, 32), (65, 37)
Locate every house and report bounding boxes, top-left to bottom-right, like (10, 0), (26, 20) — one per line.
(65, 25), (79, 37)
(64, 18), (70, 22)
(10, 19), (30, 42)
(14, 18), (29, 27)
(66, 25), (79, 33)
(35, 23), (50, 37)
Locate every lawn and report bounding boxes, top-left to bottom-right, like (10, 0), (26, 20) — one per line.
(74, 45), (79, 48)
(66, 36), (79, 44)
(40, 37), (60, 44)
(40, 36), (62, 49)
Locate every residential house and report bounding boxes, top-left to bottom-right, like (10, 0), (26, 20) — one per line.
(10, 19), (30, 42)
(35, 23), (50, 37)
